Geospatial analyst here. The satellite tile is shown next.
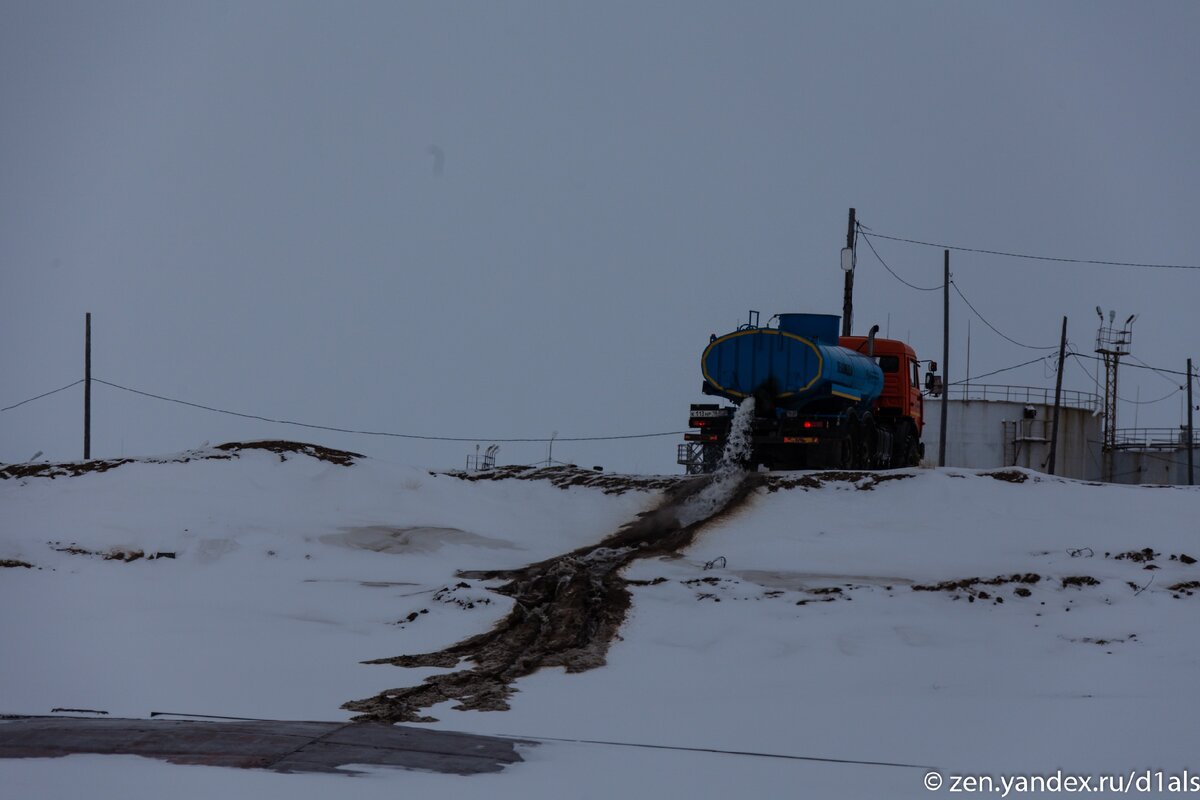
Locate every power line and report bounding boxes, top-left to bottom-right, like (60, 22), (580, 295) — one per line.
(861, 230), (1200, 270)
(93, 378), (685, 443)
(948, 355), (1049, 386)
(494, 732), (934, 771)
(1120, 386), (1181, 406)
(858, 231), (942, 292)
(1067, 352), (1181, 405)
(950, 283), (1058, 351)
(1069, 351), (1193, 378)
(146, 711), (932, 771)
(1, 379), (84, 413)
(1128, 355), (1188, 389)
(861, 228), (1058, 352)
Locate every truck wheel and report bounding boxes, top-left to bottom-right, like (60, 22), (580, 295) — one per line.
(838, 436), (853, 469)
(891, 421), (920, 467)
(859, 412), (878, 469)
(844, 414), (861, 469)
(904, 435), (920, 467)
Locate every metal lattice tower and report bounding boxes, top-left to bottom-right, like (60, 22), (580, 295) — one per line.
(1094, 310), (1136, 455)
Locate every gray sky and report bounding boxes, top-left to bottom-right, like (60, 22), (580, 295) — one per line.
(3, 0), (1199, 472)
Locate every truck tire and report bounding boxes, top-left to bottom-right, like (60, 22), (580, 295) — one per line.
(845, 413), (862, 469)
(859, 412), (878, 469)
(891, 420), (920, 467)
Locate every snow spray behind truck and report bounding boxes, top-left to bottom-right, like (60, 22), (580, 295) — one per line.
(678, 312), (934, 473)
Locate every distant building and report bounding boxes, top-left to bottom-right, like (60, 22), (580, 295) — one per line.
(922, 384), (1198, 485)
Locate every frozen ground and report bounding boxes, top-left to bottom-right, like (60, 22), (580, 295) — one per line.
(2, 442), (1199, 798)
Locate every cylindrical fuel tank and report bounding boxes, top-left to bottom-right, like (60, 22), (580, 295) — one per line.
(701, 313), (883, 408)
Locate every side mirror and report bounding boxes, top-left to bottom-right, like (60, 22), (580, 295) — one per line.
(925, 373), (944, 396)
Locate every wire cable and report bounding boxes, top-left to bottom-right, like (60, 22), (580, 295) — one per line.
(1069, 351), (1193, 378)
(950, 283), (1058, 351)
(1, 379), (84, 412)
(948, 356), (1049, 386)
(1129, 355), (1188, 389)
(146, 711), (932, 770)
(858, 231), (942, 291)
(1066, 352), (1180, 404)
(493, 732), (934, 770)
(861, 231), (1200, 270)
(93, 379), (686, 443)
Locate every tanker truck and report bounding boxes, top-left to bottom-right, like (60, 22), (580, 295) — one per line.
(678, 311), (933, 473)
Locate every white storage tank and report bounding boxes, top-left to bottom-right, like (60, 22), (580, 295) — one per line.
(922, 385), (1103, 480)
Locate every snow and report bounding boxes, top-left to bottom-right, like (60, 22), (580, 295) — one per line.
(3, 446), (1200, 798)
(677, 396), (754, 526)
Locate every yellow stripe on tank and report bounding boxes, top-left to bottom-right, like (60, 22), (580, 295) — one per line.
(700, 329), (824, 399)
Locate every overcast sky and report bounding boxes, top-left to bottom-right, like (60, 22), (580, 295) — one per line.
(3, 1), (1198, 472)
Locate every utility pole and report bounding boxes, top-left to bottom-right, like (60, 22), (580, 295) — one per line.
(841, 208), (856, 337)
(938, 250), (949, 467)
(1095, 311), (1134, 482)
(1048, 316), (1067, 475)
(1187, 357), (1194, 486)
(84, 312), (92, 460)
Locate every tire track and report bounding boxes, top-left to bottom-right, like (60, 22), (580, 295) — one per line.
(343, 470), (764, 723)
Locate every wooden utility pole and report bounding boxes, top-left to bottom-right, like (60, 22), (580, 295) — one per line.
(1188, 357), (1194, 486)
(841, 208), (856, 337)
(1047, 316), (1068, 475)
(84, 312), (92, 460)
(938, 250), (949, 467)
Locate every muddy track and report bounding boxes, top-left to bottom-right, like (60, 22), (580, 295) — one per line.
(343, 471), (766, 723)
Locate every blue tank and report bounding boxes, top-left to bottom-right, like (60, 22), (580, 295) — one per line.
(701, 313), (884, 408)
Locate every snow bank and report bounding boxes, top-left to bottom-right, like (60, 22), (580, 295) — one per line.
(3, 447), (1199, 798)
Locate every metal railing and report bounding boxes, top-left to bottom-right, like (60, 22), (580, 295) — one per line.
(1110, 427), (1200, 451)
(938, 384), (1100, 411)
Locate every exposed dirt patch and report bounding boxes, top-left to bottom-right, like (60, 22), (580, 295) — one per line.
(910, 574), (1040, 605)
(764, 471), (915, 492)
(626, 577), (669, 587)
(1, 456), (147, 480)
(2, 440), (360, 481)
(449, 466), (920, 495)
(431, 582), (495, 610)
(1066, 634), (1138, 646)
(443, 465), (683, 495)
(344, 472), (765, 723)
(104, 549), (145, 563)
(47, 542), (174, 562)
(733, 569), (912, 592)
(214, 440), (362, 466)
(912, 574), (1042, 593)
(1061, 576), (1101, 589)
(0, 559), (34, 569)
(1110, 548), (1158, 563)
(1167, 581), (1200, 593)
(982, 470), (1030, 483)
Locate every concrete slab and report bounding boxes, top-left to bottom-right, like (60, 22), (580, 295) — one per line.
(0, 716), (528, 775)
